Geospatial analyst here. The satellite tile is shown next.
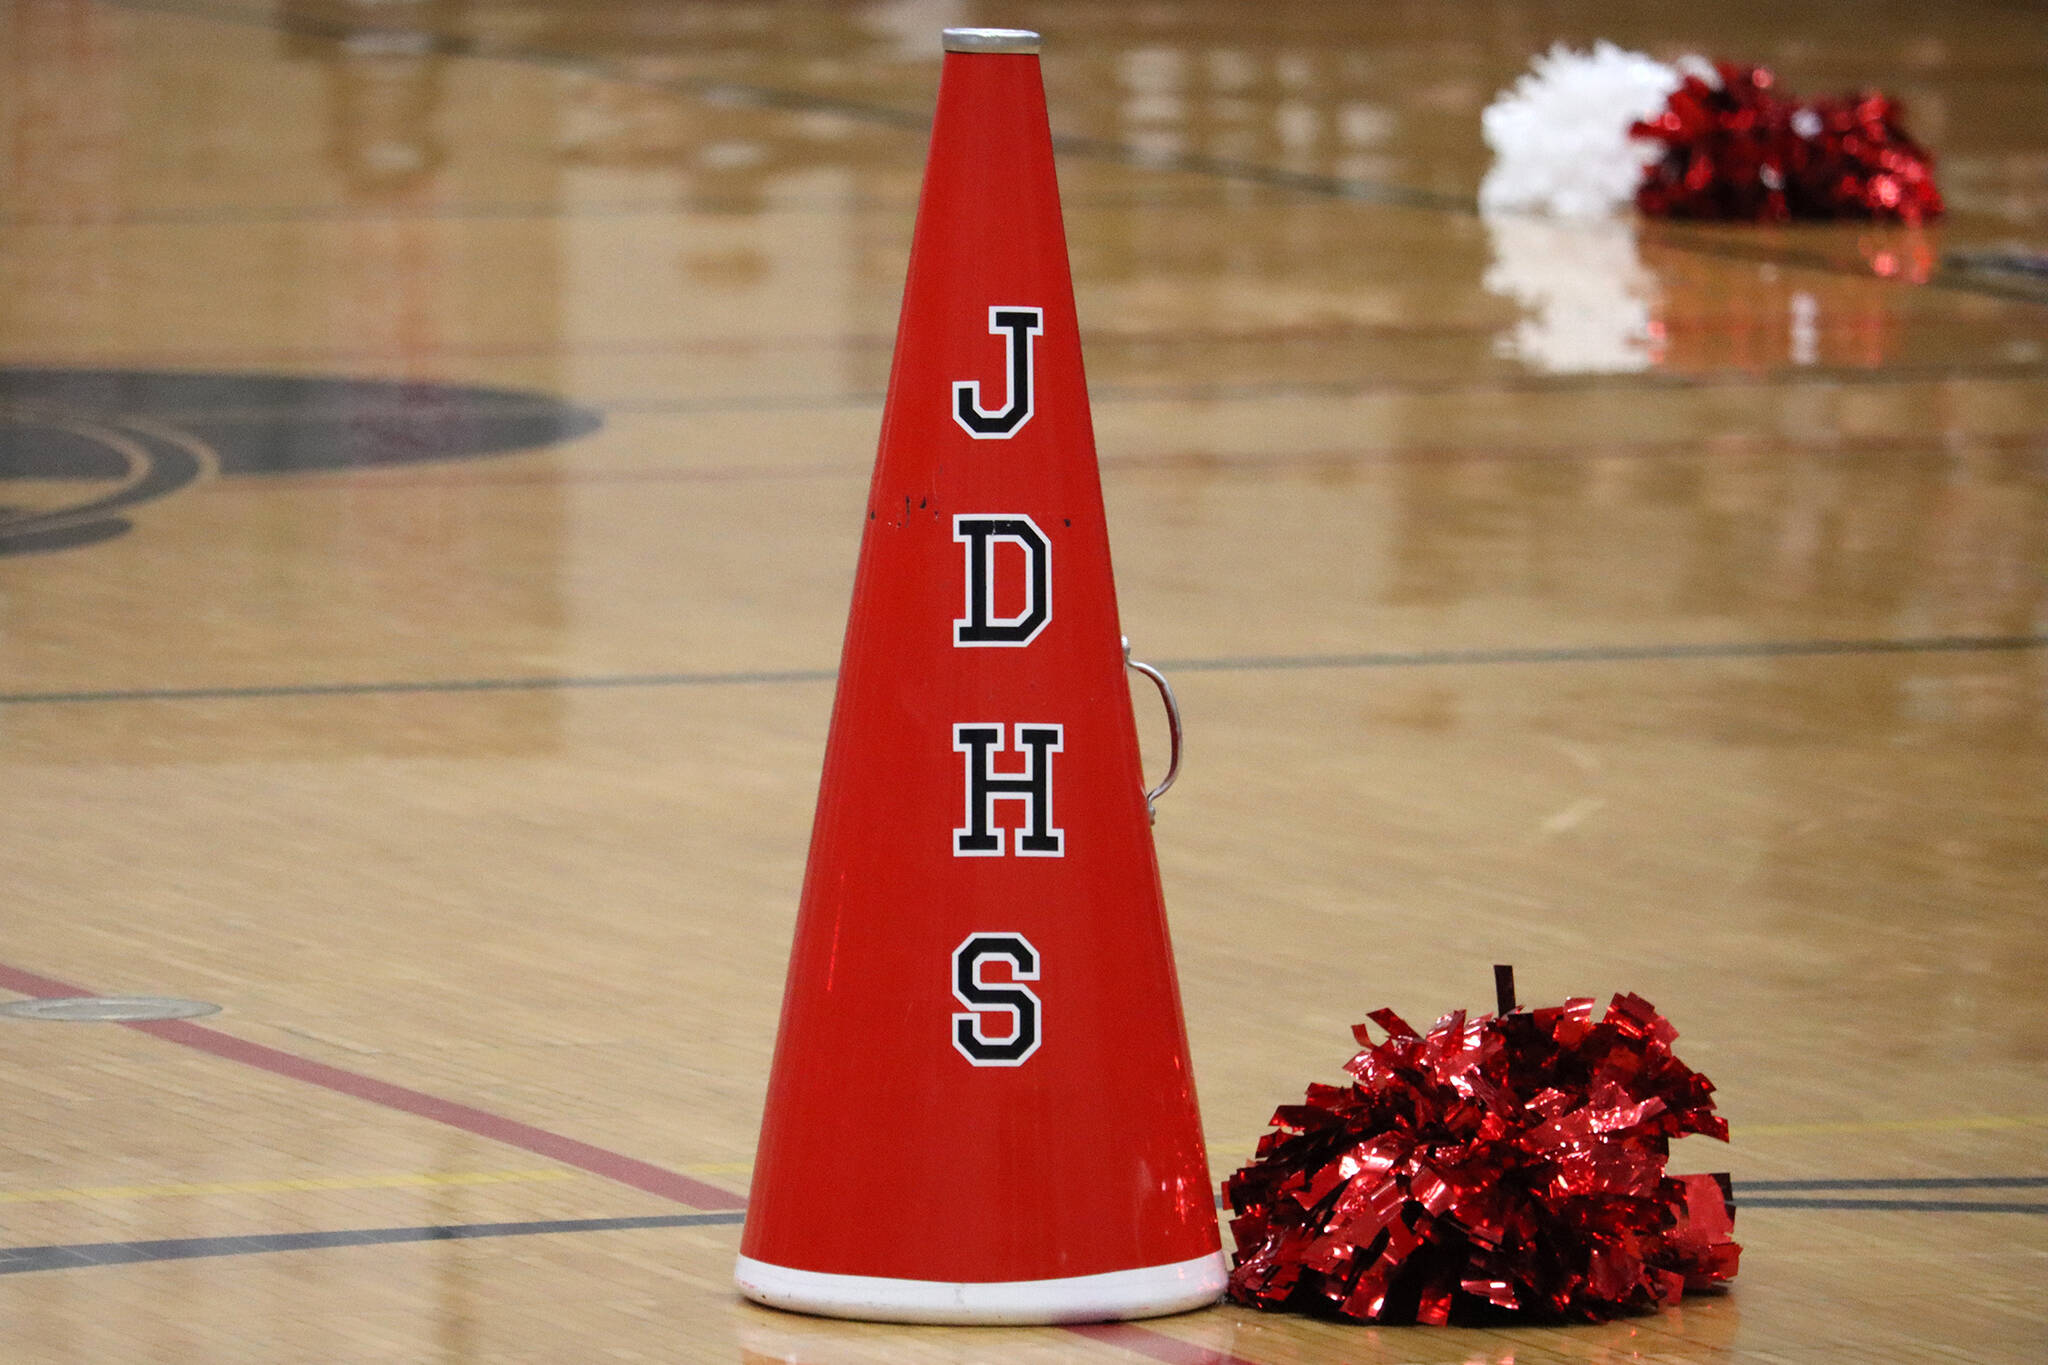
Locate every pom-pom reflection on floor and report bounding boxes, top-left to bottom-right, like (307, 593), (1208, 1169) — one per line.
(1224, 974), (1740, 1324)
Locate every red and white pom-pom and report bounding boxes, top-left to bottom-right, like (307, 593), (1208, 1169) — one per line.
(1478, 43), (1705, 219)
(1481, 43), (1942, 223)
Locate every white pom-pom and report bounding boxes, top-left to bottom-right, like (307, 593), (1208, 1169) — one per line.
(1478, 42), (1687, 218)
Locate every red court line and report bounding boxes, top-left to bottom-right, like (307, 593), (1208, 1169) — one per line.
(0, 960), (1255, 1362)
(0, 961), (745, 1211)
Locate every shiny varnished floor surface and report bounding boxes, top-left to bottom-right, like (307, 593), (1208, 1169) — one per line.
(3, 1), (2045, 1361)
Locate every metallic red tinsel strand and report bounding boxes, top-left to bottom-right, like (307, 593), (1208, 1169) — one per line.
(1224, 994), (1740, 1324)
(1630, 62), (1942, 222)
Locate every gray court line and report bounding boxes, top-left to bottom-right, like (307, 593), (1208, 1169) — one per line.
(0, 197), (774, 229)
(1157, 633), (2048, 676)
(5, 1183), (2043, 1277)
(4, 634), (2043, 708)
(0, 190), (1214, 230)
(1647, 228), (2048, 310)
(22, 355), (2044, 430)
(580, 361), (2048, 417)
(187, 428), (2044, 492)
(1736, 1197), (2048, 1213)
(0, 667), (838, 707)
(0, 1211), (745, 1277)
(93, 0), (2048, 311)
(1741, 1176), (2048, 1191)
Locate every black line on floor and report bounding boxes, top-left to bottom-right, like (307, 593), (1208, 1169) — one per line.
(1158, 633), (2048, 676)
(0, 190), (1218, 230)
(576, 360), (2048, 417)
(94, 0), (2048, 312)
(1740, 1176), (2048, 1191)
(1737, 1197), (2048, 1213)
(0, 1211), (746, 1276)
(0, 667), (839, 707)
(96, 359), (2006, 421)
(1645, 227), (2048, 309)
(178, 428), (2046, 493)
(6, 1179), (2044, 1275)
(4, 634), (2042, 708)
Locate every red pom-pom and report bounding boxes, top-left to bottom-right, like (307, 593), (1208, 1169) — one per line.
(1224, 987), (1740, 1324)
(1630, 63), (1942, 222)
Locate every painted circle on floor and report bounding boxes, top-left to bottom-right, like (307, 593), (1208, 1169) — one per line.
(0, 369), (603, 556)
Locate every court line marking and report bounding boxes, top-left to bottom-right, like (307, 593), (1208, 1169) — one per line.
(577, 361), (2048, 416)
(7, 325), (2039, 370)
(5, 952), (2038, 1325)
(1737, 1197), (2048, 1213)
(6, 633), (2043, 709)
(0, 1169), (578, 1206)
(1211, 1118), (2048, 1166)
(0, 961), (1262, 1362)
(92, 0), (2048, 313)
(1161, 634), (2048, 674)
(16, 316), (1505, 367)
(0, 190), (1256, 231)
(0, 668), (838, 706)
(4, 1182), (2043, 1279)
(0, 962), (745, 1212)
(1741, 1114), (2048, 1137)
(190, 429), (2041, 492)
(32, 1167), (2024, 1210)
(10, 359), (2036, 426)
(536, 1163), (2048, 1195)
(1740, 1176), (2048, 1191)
(0, 1212), (746, 1277)
(29, 356), (2025, 429)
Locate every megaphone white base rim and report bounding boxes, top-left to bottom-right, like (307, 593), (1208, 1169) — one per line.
(734, 1249), (1227, 1324)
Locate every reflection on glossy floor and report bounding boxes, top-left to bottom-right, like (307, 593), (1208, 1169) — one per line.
(2, 0), (2044, 1361)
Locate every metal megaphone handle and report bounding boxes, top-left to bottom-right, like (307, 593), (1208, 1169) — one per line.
(1122, 636), (1182, 823)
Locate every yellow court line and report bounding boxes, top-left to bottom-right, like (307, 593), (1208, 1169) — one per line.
(0, 1168), (579, 1206)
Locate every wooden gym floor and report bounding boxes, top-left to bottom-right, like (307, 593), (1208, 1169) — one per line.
(3, 1), (2044, 1360)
